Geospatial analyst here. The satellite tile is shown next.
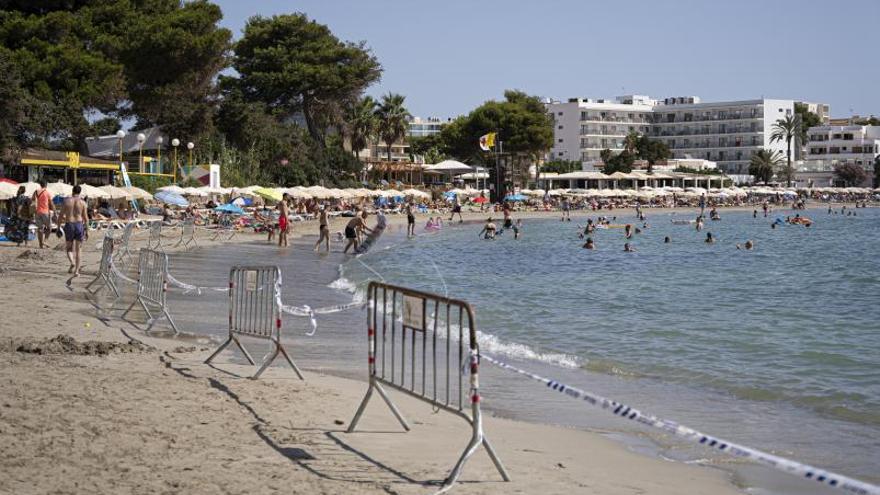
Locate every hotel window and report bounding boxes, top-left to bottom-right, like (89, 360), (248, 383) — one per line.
(581, 111), (587, 120)
(558, 125), (564, 130)
(558, 138), (563, 143)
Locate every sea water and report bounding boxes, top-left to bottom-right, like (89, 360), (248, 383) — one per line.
(339, 208), (880, 489)
(163, 207), (879, 493)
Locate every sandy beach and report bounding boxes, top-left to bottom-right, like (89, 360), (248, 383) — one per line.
(0, 212), (758, 494)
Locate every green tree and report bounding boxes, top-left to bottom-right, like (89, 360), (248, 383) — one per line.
(118, 0), (231, 141)
(833, 163), (867, 187)
(346, 95), (377, 160)
(748, 149), (782, 184)
(600, 149), (635, 174)
(854, 117), (880, 126)
(375, 93), (410, 161)
(874, 156), (880, 188)
(232, 13), (382, 148)
(0, 50), (28, 151)
(409, 133), (447, 163)
(0, 6), (126, 148)
(635, 135), (671, 166)
(541, 160), (581, 174)
(438, 90), (553, 187)
(770, 115), (802, 187)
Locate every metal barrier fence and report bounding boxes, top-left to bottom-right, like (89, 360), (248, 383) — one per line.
(146, 221), (163, 251)
(175, 217), (198, 250)
(211, 215), (237, 241)
(86, 236), (120, 298)
(205, 265), (303, 380)
(121, 248), (179, 334)
(113, 222), (136, 265)
(347, 282), (509, 488)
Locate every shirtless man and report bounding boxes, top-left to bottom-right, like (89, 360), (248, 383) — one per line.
(405, 202), (416, 237)
(277, 193), (291, 247)
(313, 206), (330, 252)
(343, 213), (371, 254)
(59, 185), (89, 276)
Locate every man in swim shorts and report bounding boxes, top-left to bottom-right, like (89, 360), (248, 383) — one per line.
(449, 196), (463, 223)
(343, 213), (370, 254)
(561, 198), (570, 221)
(59, 185), (89, 277)
(277, 193), (291, 247)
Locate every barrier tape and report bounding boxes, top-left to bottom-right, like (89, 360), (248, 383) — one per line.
(479, 354), (879, 495)
(110, 261), (138, 285)
(165, 272), (229, 295)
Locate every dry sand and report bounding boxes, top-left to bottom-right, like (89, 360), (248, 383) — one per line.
(0, 216), (745, 494)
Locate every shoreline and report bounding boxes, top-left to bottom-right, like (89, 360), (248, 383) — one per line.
(0, 209), (868, 494)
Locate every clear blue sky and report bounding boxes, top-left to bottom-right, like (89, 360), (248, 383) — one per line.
(215, 0), (879, 119)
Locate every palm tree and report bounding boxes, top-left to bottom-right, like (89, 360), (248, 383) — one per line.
(624, 131), (640, 154)
(769, 114), (802, 187)
(749, 149), (783, 184)
(347, 96), (377, 161)
(375, 93), (411, 161)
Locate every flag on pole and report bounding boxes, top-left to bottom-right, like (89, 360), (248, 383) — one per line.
(479, 132), (496, 151)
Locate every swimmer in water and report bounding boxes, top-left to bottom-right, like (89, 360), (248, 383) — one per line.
(479, 217), (497, 239)
(695, 216), (704, 231)
(513, 219), (523, 239)
(583, 237), (595, 250)
(736, 240), (754, 250)
(664, 236), (671, 243)
(705, 232), (715, 244)
(624, 242), (636, 252)
(624, 224), (633, 239)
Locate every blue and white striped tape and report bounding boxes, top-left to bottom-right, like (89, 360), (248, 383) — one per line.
(480, 354), (880, 495)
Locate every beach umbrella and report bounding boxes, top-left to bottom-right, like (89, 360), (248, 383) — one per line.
(472, 196), (489, 203)
(284, 187), (311, 199)
(99, 185), (133, 200)
(154, 190), (189, 207)
(157, 185), (186, 195)
(123, 186), (153, 201)
(504, 193), (527, 201)
(523, 189), (545, 196)
(47, 181), (73, 197)
(0, 182), (18, 200)
(78, 184), (110, 199)
(214, 203), (244, 215)
(253, 186), (284, 202)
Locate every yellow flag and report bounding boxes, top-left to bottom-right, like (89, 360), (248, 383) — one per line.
(479, 132), (496, 151)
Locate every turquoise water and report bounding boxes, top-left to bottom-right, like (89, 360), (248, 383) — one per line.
(341, 207), (880, 486)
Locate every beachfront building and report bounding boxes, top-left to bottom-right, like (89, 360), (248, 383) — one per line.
(358, 116), (451, 163)
(548, 95), (654, 166)
(548, 96), (801, 175)
(798, 124), (880, 187)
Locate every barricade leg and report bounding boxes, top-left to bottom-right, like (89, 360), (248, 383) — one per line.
(347, 380), (410, 433)
(481, 436), (511, 481)
(205, 335), (257, 366)
(252, 340), (304, 380)
(162, 308), (180, 335)
(122, 298), (152, 323)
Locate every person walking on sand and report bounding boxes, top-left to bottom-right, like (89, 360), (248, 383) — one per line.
(32, 179), (54, 249)
(343, 213), (371, 254)
(313, 206), (330, 252)
(405, 202), (416, 237)
(449, 195), (463, 223)
(58, 185), (89, 277)
(277, 193), (291, 247)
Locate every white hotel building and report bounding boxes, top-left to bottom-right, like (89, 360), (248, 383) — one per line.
(548, 95), (797, 174)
